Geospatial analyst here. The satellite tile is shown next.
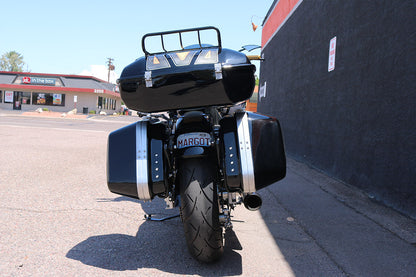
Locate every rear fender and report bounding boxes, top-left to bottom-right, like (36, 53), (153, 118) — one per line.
(175, 111), (214, 158)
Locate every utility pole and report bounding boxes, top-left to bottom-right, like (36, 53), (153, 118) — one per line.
(106, 58), (115, 82)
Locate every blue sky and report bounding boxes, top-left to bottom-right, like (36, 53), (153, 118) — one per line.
(0, 0), (272, 81)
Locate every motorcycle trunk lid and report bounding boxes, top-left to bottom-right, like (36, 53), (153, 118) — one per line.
(118, 27), (256, 113)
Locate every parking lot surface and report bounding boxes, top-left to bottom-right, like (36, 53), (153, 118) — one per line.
(0, 114), (415, 276)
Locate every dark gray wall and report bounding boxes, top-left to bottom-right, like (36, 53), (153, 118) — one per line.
(259, 0), (416, 217)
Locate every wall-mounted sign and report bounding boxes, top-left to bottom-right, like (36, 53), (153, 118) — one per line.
(328, 36), (337, 72)
(259, 82), (267, 101)
(22, 76), (56, 86)
(94, 89), (104, 94)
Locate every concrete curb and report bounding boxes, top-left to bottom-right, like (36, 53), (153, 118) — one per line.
(0, 109), (139, 123)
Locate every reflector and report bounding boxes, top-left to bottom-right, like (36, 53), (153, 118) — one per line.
(168, 51), (197, 66)
(195, 49), (218, 64)
(146, 54), (171, 70)
(176, 52), (189, 61)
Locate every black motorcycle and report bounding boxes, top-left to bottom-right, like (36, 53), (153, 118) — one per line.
(107, 27), (286, 262)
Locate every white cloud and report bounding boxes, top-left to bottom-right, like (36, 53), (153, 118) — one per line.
(79, 65), (118, 84)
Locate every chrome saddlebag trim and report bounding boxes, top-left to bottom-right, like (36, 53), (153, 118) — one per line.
(236, 112), (256, 193)
(136, 121), (152, 200)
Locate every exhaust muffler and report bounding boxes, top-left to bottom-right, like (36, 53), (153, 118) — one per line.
(243, 194), (262, 211)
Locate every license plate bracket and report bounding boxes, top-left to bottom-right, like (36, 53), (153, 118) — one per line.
(177, 132), (211, 149)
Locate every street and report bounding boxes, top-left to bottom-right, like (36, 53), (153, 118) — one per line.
(0, 115), (415, 276)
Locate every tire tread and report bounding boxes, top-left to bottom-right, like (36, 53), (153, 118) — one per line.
(179, 158), (223, 262)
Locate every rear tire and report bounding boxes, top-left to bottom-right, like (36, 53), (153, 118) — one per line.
(178, 158), (223, 262)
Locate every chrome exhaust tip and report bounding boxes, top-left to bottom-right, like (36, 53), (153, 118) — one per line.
(243, 194), (262, 211)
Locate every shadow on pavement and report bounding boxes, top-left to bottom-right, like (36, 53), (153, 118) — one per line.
(257, 159), (416, 276)
(66, 198), (243, 275)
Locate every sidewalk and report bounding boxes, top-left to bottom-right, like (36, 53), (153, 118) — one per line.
(258, 158), (416, 276)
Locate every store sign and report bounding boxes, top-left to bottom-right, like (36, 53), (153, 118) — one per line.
(5, 91), (13, 102)
(53, 94), (62, 105)
(94, 89), (104, 94)
(36, 93), (46, 104)
(22, 77), (56, 86)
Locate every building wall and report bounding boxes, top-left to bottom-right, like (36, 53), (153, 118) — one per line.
(259, 0), (416, 217)
(62, 91), (121, 114)
(0, 90), (121, 114)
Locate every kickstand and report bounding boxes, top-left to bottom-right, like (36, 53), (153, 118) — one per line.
(144, 214), (180, 222)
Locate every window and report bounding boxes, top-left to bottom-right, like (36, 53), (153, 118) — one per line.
(98, 96), (116, 110)
(32, 93), (65, 106)
(2, 91), (31, 104)
(19, 91), (31, 105)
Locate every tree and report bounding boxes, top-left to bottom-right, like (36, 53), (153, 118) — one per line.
(0, 51), (26, 72)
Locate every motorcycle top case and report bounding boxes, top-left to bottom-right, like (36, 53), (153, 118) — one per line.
(107, 120), (167, 200)
(118, 27), (256, 113)
(220, 112), (286, 192)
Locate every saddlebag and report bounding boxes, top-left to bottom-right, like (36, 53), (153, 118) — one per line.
(107, 120), (167, 200)
(220, 112), (286, 193)
(118, 27), (255, 113)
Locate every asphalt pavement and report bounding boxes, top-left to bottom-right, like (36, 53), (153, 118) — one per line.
(0, 112), (415, 276)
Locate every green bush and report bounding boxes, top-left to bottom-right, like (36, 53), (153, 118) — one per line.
(89, 110), (96, 114)
(42, 108), (49, 111)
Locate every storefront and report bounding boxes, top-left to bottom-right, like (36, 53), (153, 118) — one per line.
(0, 71), (121, 114)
